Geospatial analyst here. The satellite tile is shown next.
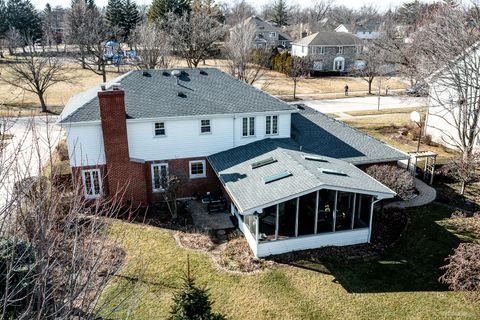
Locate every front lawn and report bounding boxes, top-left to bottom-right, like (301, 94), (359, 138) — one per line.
(100, 204), (480, 319)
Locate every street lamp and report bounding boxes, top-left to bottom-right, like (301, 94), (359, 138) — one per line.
(410, 111), (422, 152)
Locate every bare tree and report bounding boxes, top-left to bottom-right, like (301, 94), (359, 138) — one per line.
(163, 175), (181, 219)
(225, 19), (270, 85)
(414, 4), (480, 156)
(220, 0), (256, 26)
(286, 55), (311, 99)
(444, 153), (480, 195)
(0, 45), (70, 113)
(0, 116), (143, 319)
(5, 27), (21, 55)
(165, 11), (224, 68)
(132, 22), (171, 70)
(354, 43), (389, 94)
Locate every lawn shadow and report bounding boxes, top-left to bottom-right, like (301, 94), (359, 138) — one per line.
(271, 204), (463, 293)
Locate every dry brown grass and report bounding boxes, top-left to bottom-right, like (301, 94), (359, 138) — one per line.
(174, 230), (216, 252)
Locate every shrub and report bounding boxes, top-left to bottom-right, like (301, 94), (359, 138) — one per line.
(365, 165), (415, 200)
(439, 243), (480, 294)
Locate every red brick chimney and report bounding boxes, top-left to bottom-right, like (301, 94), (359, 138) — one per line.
(98, 84), (148, 206)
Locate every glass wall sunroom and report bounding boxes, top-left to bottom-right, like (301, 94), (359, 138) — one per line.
(237, 188), (376, 257)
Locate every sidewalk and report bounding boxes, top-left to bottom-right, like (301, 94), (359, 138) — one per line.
(386, 178), (437, 209)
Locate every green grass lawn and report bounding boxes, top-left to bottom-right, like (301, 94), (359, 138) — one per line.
(100, 204), (480, 319)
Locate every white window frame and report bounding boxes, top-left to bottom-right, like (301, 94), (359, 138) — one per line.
(81, 169), (102, 199)
(242, 116), (255, 137)
(151, 163), (168, 192)
(265, 115), (278, 135)
(189, 160), (207, 179)
(200, 119), (211, 134)
(154, 122), (166, 137)
(269, 32), (276, 38)
(337, 46), (344, 54)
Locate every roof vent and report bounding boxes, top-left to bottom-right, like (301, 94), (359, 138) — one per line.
(200, 70), (208, 75)
(296, 104), (305, 110)
(177, 91), (186, 98)
(142, 71), (151, 77)
(319, 168), (347, 176)
(162, 71), (170, 76)
(264, 171), (292, 184)
(171, 70), (181, 77)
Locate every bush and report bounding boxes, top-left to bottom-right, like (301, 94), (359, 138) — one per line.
(365, 164), (415, 200)
(439, 243), (480, 294)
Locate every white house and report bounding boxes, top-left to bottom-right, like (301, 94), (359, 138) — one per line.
(58, 68), (407, 258)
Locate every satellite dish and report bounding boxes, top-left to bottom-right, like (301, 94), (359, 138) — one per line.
(410, 111), (421, 123)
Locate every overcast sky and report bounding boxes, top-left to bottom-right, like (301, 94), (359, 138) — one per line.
(31, 0), (437, 11)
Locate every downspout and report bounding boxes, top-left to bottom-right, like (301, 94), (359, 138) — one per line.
(233, 115), (236, 148)
(368, 197), (383, 242)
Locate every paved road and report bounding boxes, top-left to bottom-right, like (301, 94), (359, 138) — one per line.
(292, 96), (427, 114)
(0, 115), (63, 210)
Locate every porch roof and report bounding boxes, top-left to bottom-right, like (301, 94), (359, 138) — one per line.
(208, 139), (395, 214)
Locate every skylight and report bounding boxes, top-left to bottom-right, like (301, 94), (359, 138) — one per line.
(251, 157), (277, 169)
(303, 155), (328, 162)
(264, 171), (292, 184)
(319, 168), (348, 176)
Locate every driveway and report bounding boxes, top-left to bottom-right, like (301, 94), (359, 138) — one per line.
(0, 115), (63, 210)
(293, 96), (427, 114)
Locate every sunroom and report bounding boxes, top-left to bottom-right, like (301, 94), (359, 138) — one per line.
(208, 139), (395, 258)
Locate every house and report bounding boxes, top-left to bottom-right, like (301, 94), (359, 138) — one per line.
(335, 24), (349, 33)
(291, 32), (363, 73)
(58, 68), (407, 258)
(232, 16), (293, 49)
(354, 23), (382, 40)
(424, 44), (480, 152)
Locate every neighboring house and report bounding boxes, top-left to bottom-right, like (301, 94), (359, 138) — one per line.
(425, 44), (480, 152)
(354, 23), (382, 40)
(58, 68), (407, 258)
(292, 32), (363, 73)
(233, 16), (293, 49)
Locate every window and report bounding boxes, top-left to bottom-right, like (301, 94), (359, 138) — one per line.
(189, 160), (206, 179)
(242, 117), (255, 137)
(337, 46), (344, 54)
(269, 32), (276, 38)
(200, 119), (211, 134)
(265, 115), (278, 135)
(312, 46), (325, 55)
(301, 46), (304, 53)
(152, 163), (168, 192)
(154, 122), (165, 136)
(81, 169), (102, 199)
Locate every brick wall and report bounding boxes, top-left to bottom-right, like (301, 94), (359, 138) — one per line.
(98, 87), (148, 206)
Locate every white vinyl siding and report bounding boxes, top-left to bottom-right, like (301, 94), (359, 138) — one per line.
(81, 169), (102, 199)
(265, 115), (278, 135)
(154, 122), (166, 136)
(65, 125), (106, 167)
(151, 163), (168, 192)
(242, 117), (255, 137)
(189, 160), (206, 178)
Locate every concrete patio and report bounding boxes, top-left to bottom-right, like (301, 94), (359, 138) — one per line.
(189, 200), (234, 230)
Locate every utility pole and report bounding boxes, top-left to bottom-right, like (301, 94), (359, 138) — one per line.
(377, 78), (381, 111)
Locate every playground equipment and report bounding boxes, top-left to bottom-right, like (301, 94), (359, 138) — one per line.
(103, 40), (138, 67)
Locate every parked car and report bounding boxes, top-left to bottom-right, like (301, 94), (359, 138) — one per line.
(406, 83), (429, 97)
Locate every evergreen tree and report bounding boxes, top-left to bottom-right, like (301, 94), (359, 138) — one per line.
(121, 0), (140, 40)
(169, 259), (226, 320)
(6, 0), (42, 42)
(0, 0), (8, 38)
(106, 0), (124, 28)
(148, 0), (191, 22)
(272, 0), (289, 26)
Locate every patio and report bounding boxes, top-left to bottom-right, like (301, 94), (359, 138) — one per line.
(189, 199), (234, 231)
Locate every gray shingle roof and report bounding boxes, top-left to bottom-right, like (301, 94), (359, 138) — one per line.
(59, 68), (293, 123)
(244, 16), (293, 41)
(208, 138), (395, 213)
(293, 31), (362, 46)
(291, 107), (408, 165)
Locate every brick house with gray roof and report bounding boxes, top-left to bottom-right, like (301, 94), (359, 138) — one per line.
(58, 68), (407, 257)
(292, 31), (363, 73)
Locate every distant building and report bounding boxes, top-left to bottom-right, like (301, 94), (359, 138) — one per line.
(291, 32), (363, 72)
(335, 24), (349, 33)
(231, 16), (293, 50)
(354, 23), (382, 40)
